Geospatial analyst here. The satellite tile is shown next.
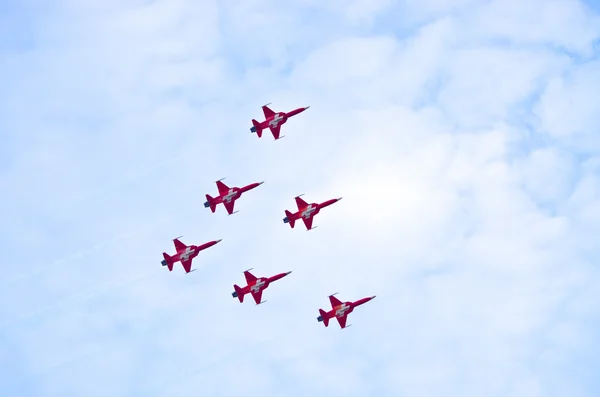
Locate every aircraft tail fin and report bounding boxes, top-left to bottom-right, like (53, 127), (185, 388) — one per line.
(319, 309), (329, 327)
(204, 194), (217, 213)
(233, 284), (244, 303)
(251, 119), (263, 138)
(285, 210), (295, 228)
(162, 253), (174, 271)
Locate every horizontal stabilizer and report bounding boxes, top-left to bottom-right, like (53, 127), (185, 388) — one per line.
(318, 309), (329, 327)
(284, 210), (295, 228)
(233, 284), (244, 303)
(205, 194), (216, 212)
(251, 119), (263, 137)
(162, 252), (174, 271)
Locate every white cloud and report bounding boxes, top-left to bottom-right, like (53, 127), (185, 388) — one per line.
(470, 0), (600, 56)
(435, 46), (570, 127)
(534, 60), (600, 149)
(1, 0), (600, 396)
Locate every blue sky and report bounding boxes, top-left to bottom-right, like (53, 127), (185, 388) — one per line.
(1, 0), (600, 396)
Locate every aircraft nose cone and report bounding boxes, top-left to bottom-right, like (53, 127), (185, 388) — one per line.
(337, 197), (343, 201)
(371, 295), (376, 299)
(258, 181), (265, 185)
(216, 239), (223, 243)
(305, 106), (310, 110)
(285, 271), (292, 275)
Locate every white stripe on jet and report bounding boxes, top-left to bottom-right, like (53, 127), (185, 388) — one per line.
(223, 189), (237, 202)
(302, 205), (316, 219)
(336, 303), (349, 317)
(269, 114), (284, 127)
(180, 247), (194, 261)
(251, 279), (265, 293)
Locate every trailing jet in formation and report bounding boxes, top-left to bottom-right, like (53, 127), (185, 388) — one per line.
(204, 178), (264, 215)
(232, 268), (292, 305)
(317, 293), (376, 329)
(161, 237), (222, 273)
(283, 194), (342, 230)
(250, 103), (309, 140)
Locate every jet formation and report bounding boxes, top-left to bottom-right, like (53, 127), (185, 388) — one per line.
(161, 103), (375, 328)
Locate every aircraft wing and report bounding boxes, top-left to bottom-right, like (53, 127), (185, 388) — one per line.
(173, 238), (187, 252)
(269, 125), (282, 140)
(329, 294), (342, 308)
(244, 270), (257, 284)
(251, 290), (263, 305)
(336, 314), (348, 329)
(223, 200), (235, 214)
(216, 180), (229, 195)
(295, 196), (308, 209)
(181, 258), (193, 273)
(302, 215), (314, 230)
(262, 105), (275, 119)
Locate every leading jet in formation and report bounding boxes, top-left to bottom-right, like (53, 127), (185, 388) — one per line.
(232, 268), (292, 305)
(204, 178), (264, 215)
(317, 293), (376, 329)
(161, 237), (222, 274)
(250, 103), (309, 140)
(283, 194), (342, 230)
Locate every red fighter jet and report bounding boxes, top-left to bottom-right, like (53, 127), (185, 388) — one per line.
(204, 178), (264, 215)
(317, 293), (376, 329)
(161, 237), (222, 274)
(250, 103), (309, 140)
(283, 194), (342, 231)
(232, 268), (292, 305)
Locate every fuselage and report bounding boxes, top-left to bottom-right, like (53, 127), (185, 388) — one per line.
(250, 107), (309, 132)
(204, 182), (262, 207)
(232, 271), (292, 298)
(318, 296), (376, 322)
(289, 198), (341, 221)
